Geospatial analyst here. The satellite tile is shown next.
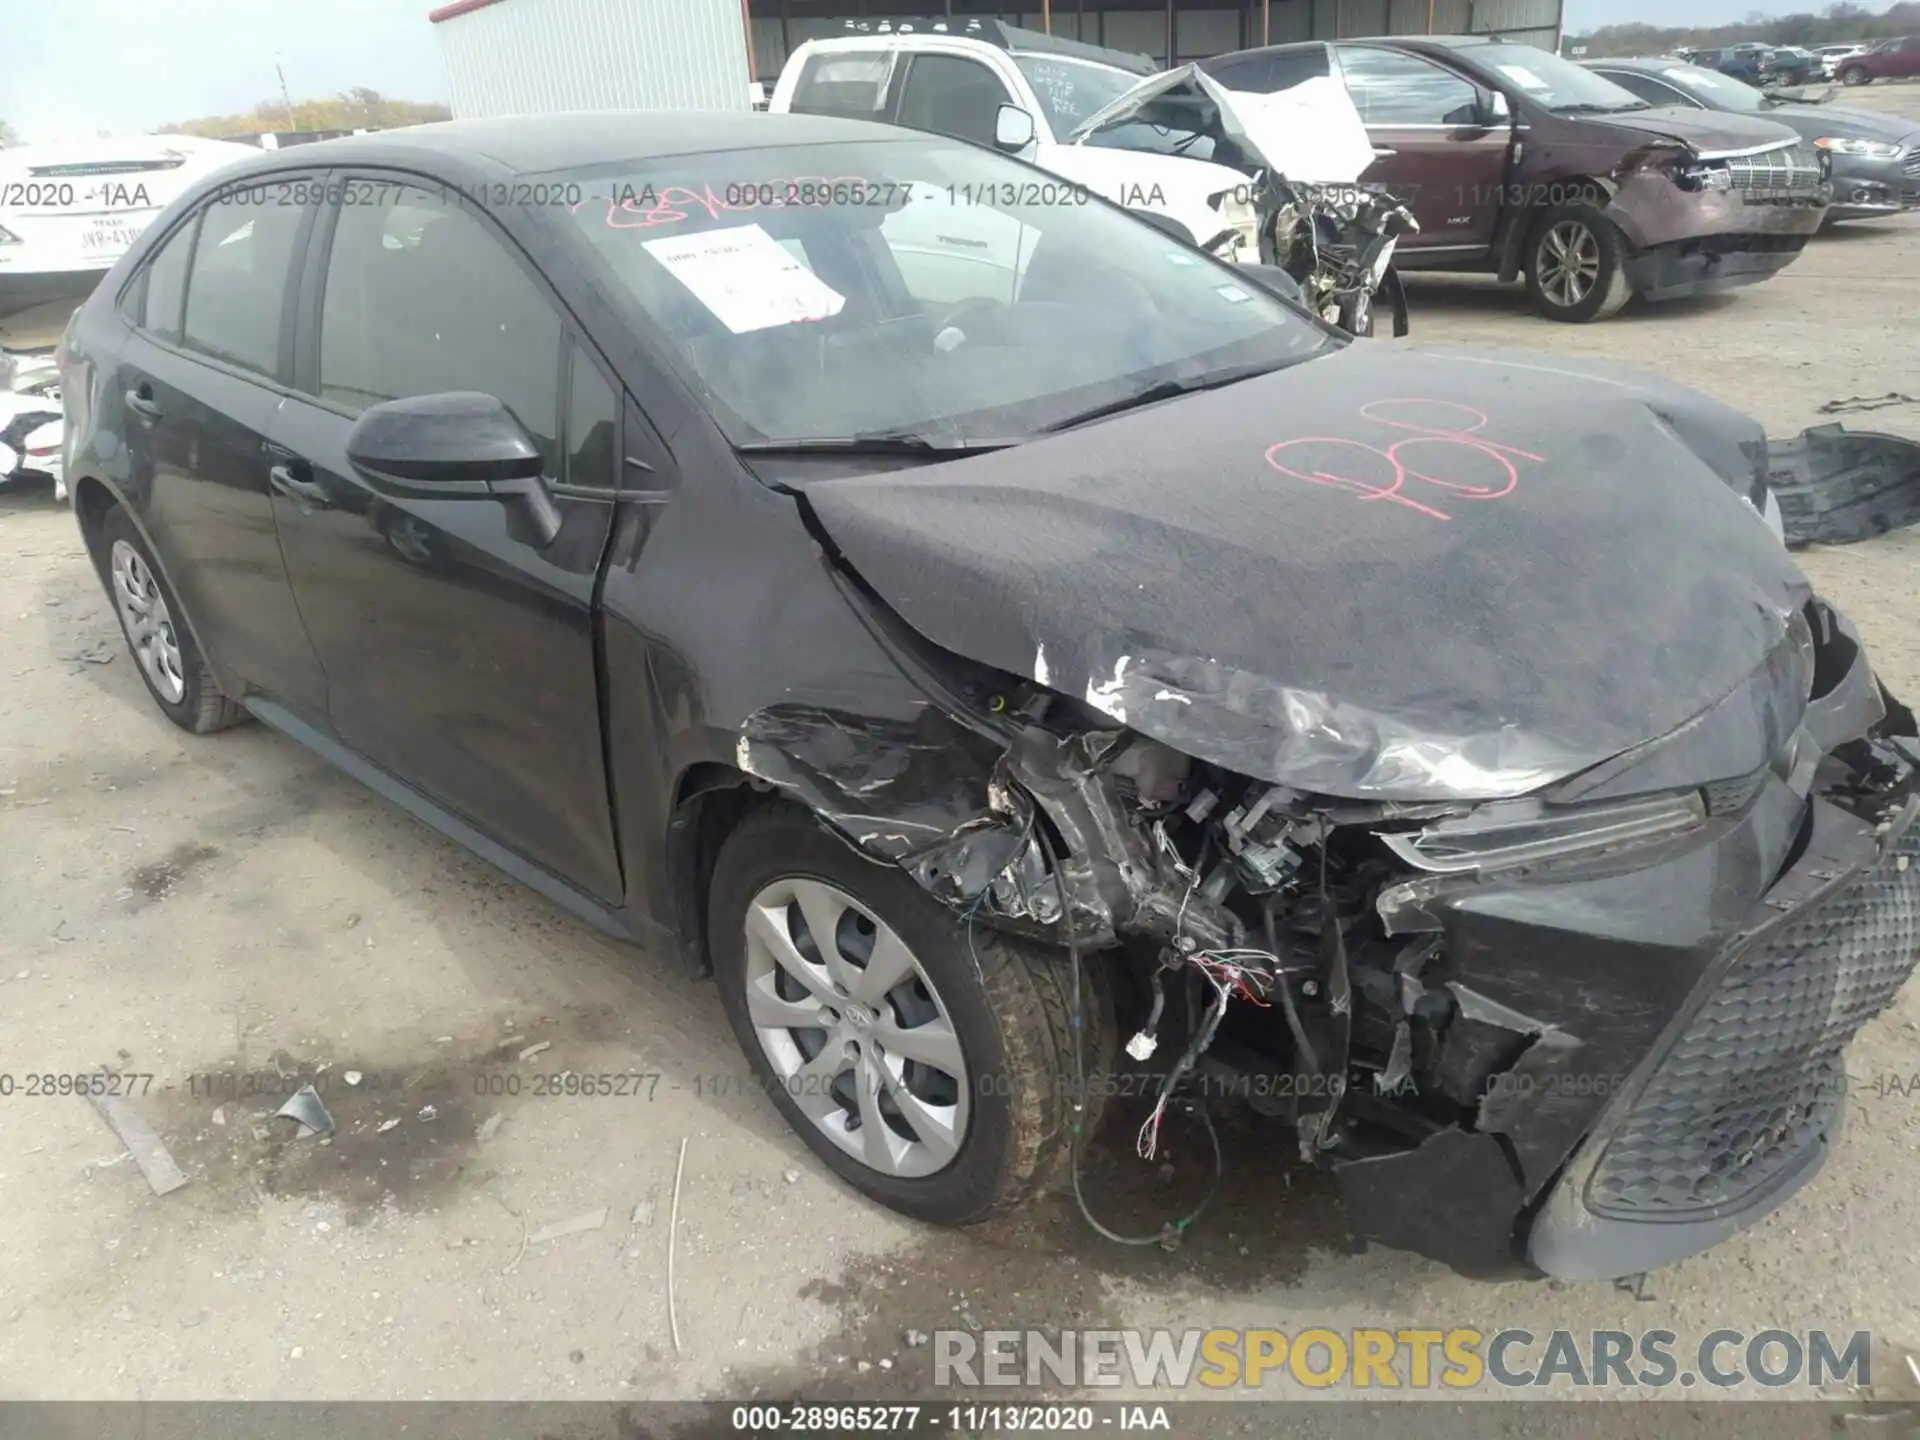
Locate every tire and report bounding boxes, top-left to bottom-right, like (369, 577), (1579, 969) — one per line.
(1524, 202), (1632, 324)
(1839, 64), (1870, 86)
(97, 505), (248, 734)
(710, 805), (1112, 1226)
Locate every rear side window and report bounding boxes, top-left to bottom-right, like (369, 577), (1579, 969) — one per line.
(1602, 71), (1690, 106)
(181, 195), (308, 378)
(790, 52), (894, 120)
(317, 183), (561, 469)
(1205, 49), (1331, 94)
(140, 221), (195, 344)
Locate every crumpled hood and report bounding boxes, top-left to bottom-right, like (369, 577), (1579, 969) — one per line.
(806, 344), (1814, 801)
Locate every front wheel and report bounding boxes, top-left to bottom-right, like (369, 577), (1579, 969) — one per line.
(1839, 64), (1871, 85)
(1524, 202), (1632, 323)
(709, 806), (1110, 1226)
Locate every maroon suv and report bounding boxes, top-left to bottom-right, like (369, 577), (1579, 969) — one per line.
(1837, 36), (1920, 86)
(1200, 36), (1831, 322)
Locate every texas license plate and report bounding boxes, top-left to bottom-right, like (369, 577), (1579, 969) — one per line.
(80, 218), (145, 254)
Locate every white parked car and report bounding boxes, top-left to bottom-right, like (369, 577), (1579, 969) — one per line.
(0, 134), (257, 293)
(768, 19), (1264, 257)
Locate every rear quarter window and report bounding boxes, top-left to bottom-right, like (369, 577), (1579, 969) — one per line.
(790, 52), (894, 119)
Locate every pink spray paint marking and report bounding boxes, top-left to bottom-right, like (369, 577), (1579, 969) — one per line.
(1264, 399), (1547, 522)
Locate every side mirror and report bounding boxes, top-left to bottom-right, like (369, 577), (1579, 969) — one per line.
(345, 391), (562, 547)
(993, 103), (1037, 153)
(1483, 89), (1512, 123)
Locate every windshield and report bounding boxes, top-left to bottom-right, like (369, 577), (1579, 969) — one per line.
(1473, 42), (1651, 110)
(1011, 54), (1144, 135)
(550, 138), (1323, 447)
(1652, 62), (1769, 110)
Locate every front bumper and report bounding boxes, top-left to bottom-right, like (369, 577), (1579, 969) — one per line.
(1824, 150), (1920, 218)
(1530, 796), (1920, 1278)
(1624, 234), (1812, 302)
(1333, 608), (1920, 1280)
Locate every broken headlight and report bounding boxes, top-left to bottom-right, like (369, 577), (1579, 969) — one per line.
(1675, 161), (1734, 193)
(1379, 789), (1708, 876)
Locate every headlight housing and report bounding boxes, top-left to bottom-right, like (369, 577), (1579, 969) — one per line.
(1815, 136), (1903, 158)
(1378, 790), (1708, 876)
(1675, 161), (1734, 193)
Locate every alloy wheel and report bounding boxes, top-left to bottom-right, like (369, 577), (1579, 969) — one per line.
(110, 539), (186, 704)
(1537, 221), (1602, 310)
(741, 876), (970, 1178)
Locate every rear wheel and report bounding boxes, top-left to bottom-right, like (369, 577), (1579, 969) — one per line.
(1839, 63), (1871, 85)
(710, 806), (1110, 1225)
(98, 506), (247, 734)
(1525, 202), (1632, 323)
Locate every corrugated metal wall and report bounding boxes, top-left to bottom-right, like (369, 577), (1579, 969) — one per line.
(437, 0), (754, 118)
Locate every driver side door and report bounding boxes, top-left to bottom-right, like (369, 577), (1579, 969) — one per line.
(1335, 44), (1512, 255)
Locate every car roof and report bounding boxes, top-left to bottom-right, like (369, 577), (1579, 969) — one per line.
(1201, 33), (1503, 62)
(202, 110), (917, 180)
(1585, 56), (1696, 70)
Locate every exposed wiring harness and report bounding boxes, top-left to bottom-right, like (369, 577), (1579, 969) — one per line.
(1033, 825), (1224, 1250)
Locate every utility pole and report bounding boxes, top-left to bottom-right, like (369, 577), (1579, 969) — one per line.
(277, 60), (297, 131)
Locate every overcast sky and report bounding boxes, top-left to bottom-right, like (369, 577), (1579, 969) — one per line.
(0, 0), (1887, 142)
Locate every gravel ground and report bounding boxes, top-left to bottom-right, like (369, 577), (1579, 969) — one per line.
(2, 91), (1918, 1421)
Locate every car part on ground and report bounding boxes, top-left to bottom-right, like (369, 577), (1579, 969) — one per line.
(1196, 37), (1829, 322)
(1768, 425), (1920, 547)
(57, 112), (1920, 1283)
(0, 379), (62, 496)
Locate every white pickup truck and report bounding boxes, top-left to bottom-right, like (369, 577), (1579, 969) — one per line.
(767, 19), (1263, 256)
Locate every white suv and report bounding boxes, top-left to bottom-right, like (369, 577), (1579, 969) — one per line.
(768, 19), (1261, 256)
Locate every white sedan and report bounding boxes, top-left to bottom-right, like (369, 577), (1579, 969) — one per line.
(0, 134), (257, 294)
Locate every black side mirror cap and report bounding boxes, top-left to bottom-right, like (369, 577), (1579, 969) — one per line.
(345, 391), (544, 497)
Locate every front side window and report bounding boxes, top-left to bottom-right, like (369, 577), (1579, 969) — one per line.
(896, 54), (1013, 147)
(1335, 47), (1482, 125)
(1595, 71), (1695, 107)
(1644, 63), (1767, 111)
(180, 194), (307, 377)
(552, 138), (1326, 449)
(318, 182), (561, 468)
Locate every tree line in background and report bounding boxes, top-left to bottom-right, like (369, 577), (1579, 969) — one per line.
(159, 87), (450, 139)
(1569, 0), (1918, 56)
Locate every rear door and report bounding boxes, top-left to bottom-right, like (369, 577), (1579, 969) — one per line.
(113, 182), (330, 716)
(267, 174), (623, 901)
(1334, 44), (1511, 255)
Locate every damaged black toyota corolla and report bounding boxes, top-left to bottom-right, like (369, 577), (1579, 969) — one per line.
(62, 113), (1920, 1282)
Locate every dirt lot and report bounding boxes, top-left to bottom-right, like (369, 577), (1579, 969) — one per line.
(3, 92), (1920, 1417)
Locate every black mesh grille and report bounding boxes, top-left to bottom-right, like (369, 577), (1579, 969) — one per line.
(1588, 824), (1920, 1218)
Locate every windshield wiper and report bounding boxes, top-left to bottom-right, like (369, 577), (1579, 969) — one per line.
(1036, 360), (1295, 435)
(1551, 101), (1652, 114)
(735, 432), (1015, 457)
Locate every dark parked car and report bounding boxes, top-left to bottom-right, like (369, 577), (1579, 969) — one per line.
(1683, 42), (1798, 86)
(1197, 37), (1828, 321)
(56, 113), (1920, 1282)
(1587, 57), (1920, 219)
(1835, 35), (1920, 86)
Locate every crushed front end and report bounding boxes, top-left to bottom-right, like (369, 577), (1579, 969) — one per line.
(744, 587), (1920, 1279)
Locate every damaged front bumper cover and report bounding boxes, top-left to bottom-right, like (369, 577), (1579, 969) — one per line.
(1767, 423), (1920, 547)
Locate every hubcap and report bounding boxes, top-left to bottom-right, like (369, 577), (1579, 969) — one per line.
(741, 876), (970, 1178)
(1538, 220), (1602, 309)
(109, 539), (186, 704)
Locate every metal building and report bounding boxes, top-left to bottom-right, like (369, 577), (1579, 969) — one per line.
(430, 0), (757, 118)
(743, 0), (1566, 79)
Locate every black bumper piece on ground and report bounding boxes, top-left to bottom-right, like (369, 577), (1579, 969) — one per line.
(1625, 237), (1808, 303)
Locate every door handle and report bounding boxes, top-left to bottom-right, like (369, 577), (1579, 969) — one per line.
(269, 463), (331, 509)
(125, 388), (162, 422)
(1372, 148), (1398, 159)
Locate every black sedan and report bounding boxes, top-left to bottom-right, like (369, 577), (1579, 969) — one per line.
(1587, 57), (1920, 220)
(55, 112), (1920, 1281)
